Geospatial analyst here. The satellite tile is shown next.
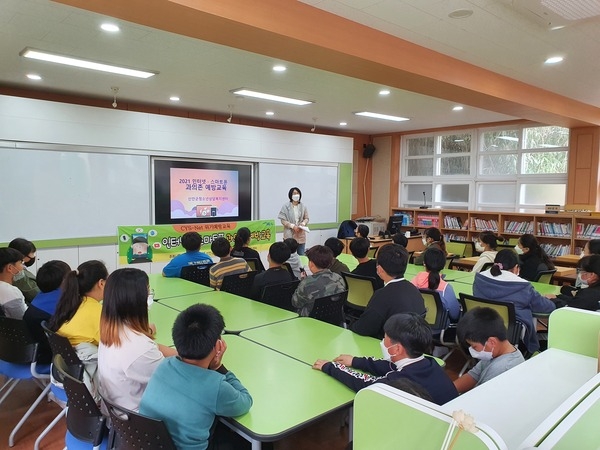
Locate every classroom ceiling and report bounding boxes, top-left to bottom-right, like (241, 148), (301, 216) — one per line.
(1, 0), (599, 135)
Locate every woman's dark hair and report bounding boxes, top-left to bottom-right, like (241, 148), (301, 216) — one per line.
(579, 255), (600, 286)
(519, 234), (555, 269)
(8, 238), (36, 256)
(100, 268), (151, 347)
(288, 187), (302, 202)
(49, 260), (108, 331)
(586, 239), (600, 255)
(478, 231), (502, 250)
(233, 227), (251, 252)
(490, 249), (519, 276)
(424, 227), (446, 253)
(423, 247), (445, 290)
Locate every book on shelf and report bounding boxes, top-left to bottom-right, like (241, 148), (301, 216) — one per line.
(471, 218), (499, 232)
(503, 220), (534, 234)
(443, 215), (463, 229)
(576, 222), (600, 239)
(537, 221), (572, 237)
(540, 242), (572, 257)
(417, 214), (439, 227)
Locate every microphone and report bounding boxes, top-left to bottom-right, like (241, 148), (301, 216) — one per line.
(419, 191), (429, 209)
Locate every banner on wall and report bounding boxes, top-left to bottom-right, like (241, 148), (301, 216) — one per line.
(117, 220), (275, 265)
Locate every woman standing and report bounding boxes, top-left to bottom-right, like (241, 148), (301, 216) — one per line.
(472, 231), (502, 273)
(98, 268), (176, 412)
(278, 187), (309, 255)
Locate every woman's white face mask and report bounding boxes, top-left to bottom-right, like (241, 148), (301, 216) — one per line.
(292, 194), (300, 202)
(475, 242), (485, 253)
(514, 245), (524, 255)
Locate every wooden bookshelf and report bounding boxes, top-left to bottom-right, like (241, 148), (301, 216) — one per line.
(389, 207), (599, 257)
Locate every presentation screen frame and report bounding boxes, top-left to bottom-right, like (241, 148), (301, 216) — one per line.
(153, 158), (253, 225)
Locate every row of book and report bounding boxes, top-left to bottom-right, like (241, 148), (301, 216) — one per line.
(575, 222), (600, 239)
(503, 221), (534, 234)
(537, 221), (572, 237)
(416, 215), (440, 227)
(392, 213), (414, 226)
(471, 218), (499, 232)
(540, 243), (572, 257)
(443, 215), (464, 229)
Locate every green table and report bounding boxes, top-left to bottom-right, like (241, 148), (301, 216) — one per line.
(148, 302), (179, 346)
(148, 273), (213, 300)
(159, 291), (298, 334)
(221, 335), (355, 449)
(449, 280), (561, 297)
(241, 317), (380, 365)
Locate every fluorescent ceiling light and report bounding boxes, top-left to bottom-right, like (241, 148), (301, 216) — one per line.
(169, 96), (180, 101)
(265, 111), (275, 116)
(230, 88), (312, 106)
(452, 106), (464, 111)
(272, 65), (286, 72)
(354, 111), (409, 122)
(26, 74), (42, 80)
(545, 56), (564, 64)
(379, 89), (390, 96)
(340, 122), (347, 126)
(20, 48), (157, 79)
(100, 23), (120, 32)
(497, 135), (519, 141)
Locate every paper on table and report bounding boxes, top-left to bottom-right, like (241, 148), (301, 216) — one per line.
(299, 226), (310, 233)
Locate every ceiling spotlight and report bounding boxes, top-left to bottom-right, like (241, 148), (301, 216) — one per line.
(340, 122), (347, 126)
(169, 96), (180, 102)
(111, 86), (119, 108)
(452, 106), (464, 111)
(265, 111), (275, 116)
(100, 23), (120, 32)
(448, 9), (473, 19)
(26, 74), (42, 80)
(545, 56), (564, 64)
(379, 89), (390, 96)
(272, 65), (286, 72)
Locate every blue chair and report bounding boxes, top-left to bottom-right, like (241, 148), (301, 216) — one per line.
(0, 316), (51, 448)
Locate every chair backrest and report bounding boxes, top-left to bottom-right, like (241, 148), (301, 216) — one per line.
(245, 258), (264, 273)
(258, 280), (300, 311)
(419, 289), (448, 331)
(0, 316), (38, 364)
(180, 263), (215, 287)
(102, 395), (176, 450)
(444, 256), (455, 270)
(341, 272), (377, 310)
(220, 270), (258, 298)
(446, 241), (467, 258)
(458, 293), (521, 345)
(367, 247), (378, 258)
(41, 321), (82, 366)
(457, 240), (476, 258)
(281, 262), (295, 278)
(53, 354), (105, 446)
(481, 262), (494, 272)
(309, 291), (348, 327)
(534, 269), (557, 284)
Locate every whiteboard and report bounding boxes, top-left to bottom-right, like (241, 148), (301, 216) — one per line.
(258, 163), (338, 224)
(0, 147), (150, 241)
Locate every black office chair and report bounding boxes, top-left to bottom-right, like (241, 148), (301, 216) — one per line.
(309, 291), (348, 327)
(419, 289), (458, 361)
(53, 354), (107, 450)
(220, 270), (258, 298)
(533, 269), (557, 284)
(245, 258), (265, 273)
(180, 263), (214, 287)
(480, 262), (494, 272)
(103, 396), (176, 450)
(258, 280), (300, 311)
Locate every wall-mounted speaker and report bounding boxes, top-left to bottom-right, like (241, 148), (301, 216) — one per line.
(363, 143), (376, 158)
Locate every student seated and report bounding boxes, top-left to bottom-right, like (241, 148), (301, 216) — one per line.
(162, 231), (213, 278)
(472, 231), (502, 273)
(349, 237), (384, 290)
(355, 224), (369, 239)
(413, 227), (447, 266)
(291, 245), (346, 316)
(99, 268), (177, 412)
(473, 249), (555, 354)
(0, 247), (29, 319)
(8, 238), (40, 303)
(560, 239), (600, 294)
(209, 237), (250, 290)
(324, 237), (350, 275)
(515, 233), (555, 281)
(391, 233), (408, 247)
(312, 312), (458, 405)
(283, 238), (303, 280)
(349, 244), (425, 339)
(251, 242), (294, 299)
(23, 260), (71, 364)
(410, 248), (460, 323)
(454, 307), (525, 394)
(139, 304), (253, 450)
(549, 255), (600, 311)
(231, 227), (264, 272)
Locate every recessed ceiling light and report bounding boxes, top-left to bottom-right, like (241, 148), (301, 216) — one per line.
(169, 96), (180, 101)
(339, 122), (347, 126)
(448, 9), (473, 19)
(545, 56), (564, 64)
(230, 88), (313, 106)
(20, 48), (157, 79)
(453, 106), (464, 111)
(272, 65), (286, 72)
(379, 89), (390, 96)
(100, 23), (120, 32)
(26, 74), (42, 80)
(354, 111), (409, 122)
(265, 111), (275, 116)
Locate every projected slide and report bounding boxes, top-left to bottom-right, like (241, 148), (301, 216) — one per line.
(170, 168), (239, 219)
